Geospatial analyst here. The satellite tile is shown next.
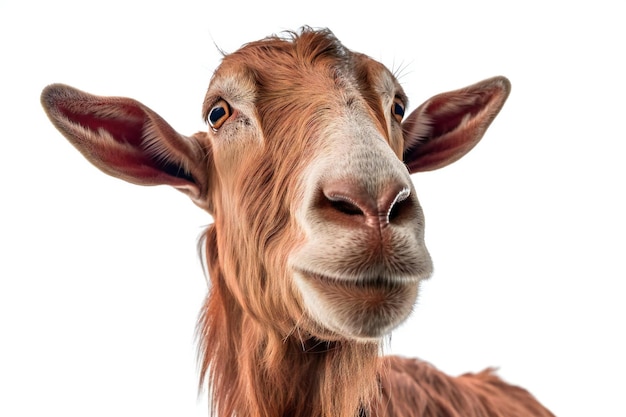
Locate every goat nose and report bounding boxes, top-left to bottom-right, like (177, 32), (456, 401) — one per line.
(321, 179), (413, 228)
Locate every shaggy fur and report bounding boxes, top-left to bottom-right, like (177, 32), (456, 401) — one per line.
(197, 30), (553, 417)
(41, 27), (553, 417)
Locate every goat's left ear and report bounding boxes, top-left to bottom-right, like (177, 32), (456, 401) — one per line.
(402, 76), (511, 173)
(41, 84), (212, 211)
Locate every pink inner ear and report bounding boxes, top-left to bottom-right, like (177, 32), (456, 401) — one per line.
(58, 102), (196, 185)
(403, 81), (509, 174)
(427, 93), (490, 139)
(58, 102), (146, 147)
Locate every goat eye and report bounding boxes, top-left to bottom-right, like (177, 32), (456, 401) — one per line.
(392, 98), (405, 123)
(208, 99), (231, 130)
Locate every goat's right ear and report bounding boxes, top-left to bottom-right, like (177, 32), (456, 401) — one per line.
(41, 84), (212, 211)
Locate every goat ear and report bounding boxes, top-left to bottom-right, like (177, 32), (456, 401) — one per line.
(41, 84), (211, 210)
(402, 76), (511, 173)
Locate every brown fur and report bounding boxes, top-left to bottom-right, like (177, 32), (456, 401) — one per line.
(375, 357), (553, 417)
(41, 28), (553, 417)
(195, 30), (552, 417)
(197, 32), (383, 416)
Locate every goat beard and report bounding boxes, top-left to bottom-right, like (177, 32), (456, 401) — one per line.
(198, 224), (382, 417)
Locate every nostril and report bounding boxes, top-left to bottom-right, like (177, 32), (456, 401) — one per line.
(329, 196), (364, 216)
(387, 200), (403, 223)
(387, 189), (411, 223)
(321, 181), (372, 220)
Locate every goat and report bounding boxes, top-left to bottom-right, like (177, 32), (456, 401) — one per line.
(41, 27), (553, 417)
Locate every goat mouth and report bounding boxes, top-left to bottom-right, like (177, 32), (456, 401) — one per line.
(299, 270), (410, 291)
(293, 269), (419, 340)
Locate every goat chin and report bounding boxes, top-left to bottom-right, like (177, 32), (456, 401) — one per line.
(293, 269), (421, 341)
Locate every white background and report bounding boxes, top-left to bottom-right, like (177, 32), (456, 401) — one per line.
(1, 1), (624, 416)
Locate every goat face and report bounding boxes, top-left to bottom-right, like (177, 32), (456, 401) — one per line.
(204, 36), (433, 341)
(41, 28), (510, 343)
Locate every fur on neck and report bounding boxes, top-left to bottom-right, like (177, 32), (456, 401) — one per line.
(197, 225), (380, 417)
